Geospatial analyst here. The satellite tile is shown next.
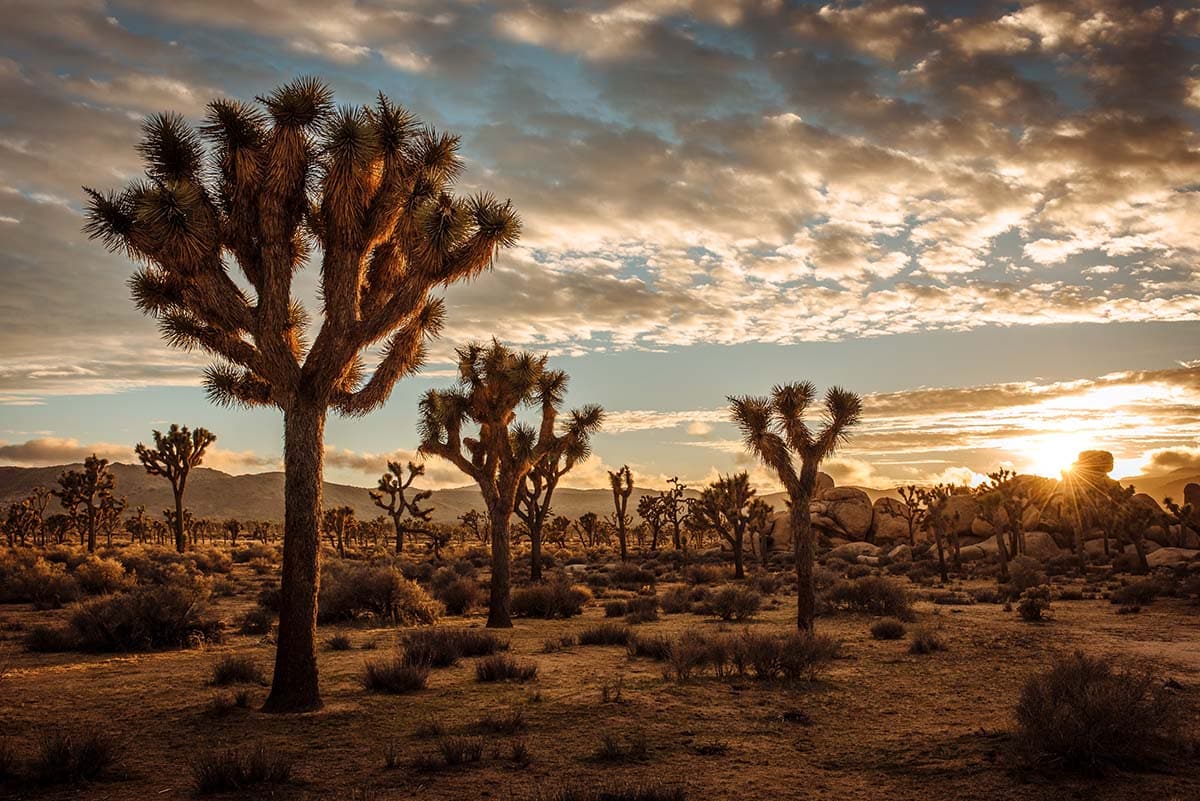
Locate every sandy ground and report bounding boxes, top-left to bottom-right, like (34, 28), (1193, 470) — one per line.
(1, 566), (1198, 801)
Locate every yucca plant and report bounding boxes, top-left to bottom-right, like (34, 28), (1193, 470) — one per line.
(418, 340), (603, 627)
(729, 383), (861, 631)
(135, 424), (216, 553)
(83, 77), (520, 711)
(370, 460), (433, 554)
(692, 472), (772, 579)
(608, 465), (634, 562)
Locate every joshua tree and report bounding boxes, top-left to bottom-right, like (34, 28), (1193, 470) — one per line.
(99, 494), (127, 548)
(637, 494), (667, 551)
(975, 472), (1014, 584)
(126, 505), (150, 544)
(662, 477), (691, 551)
(135, 424), (216, 553)
(608, 465), (634, 562)
(515, 379), (596, 580)
(224, 518), (243, 545)
(692, 472), (764, 579)
(322, 506), (357, 558)
(545, 514), (572, 549)
(576, 511), (602, 549)
(1061, 450), (1114, 575)
(370, 461), (433, 554)
(84, 78), (520, 712)
(1112, 485), (1153, 573)
(896, 485), (927, 547)
(916, 484), (953, 582)
(1163, 496), (1196, 547)
(418, 341), (603, 627)
(54, 455), (118, 553)
(459, 509), (491, 545)
(729, 384), (862, 632)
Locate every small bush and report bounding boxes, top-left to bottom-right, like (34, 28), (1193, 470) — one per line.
(73, 557), (133, 595)
(909, 626), (945, 654)
(19, 559), (80, 609)
(1109, 578), (1162, 607)
(192, 744), (293, 794)
(318, 563), (439, 625)
(326, 632), (353, 651)
(362, 656), (430, 693)
(24, 623), (79, 652)
(239, 607), (275, 636)
(659, 586), (694, 614)
(210, 654), (267, 686)
(705, 585), (761, 621)
(610, 563), (655, 589)
(402, 627), (505, 668)
(543, 634), (576, 652)
(475, 654), (538, 683)
(69, 582), (221, 652)
(870, 618), (907, 640)
(533, 783), (686, 801)
(627, 632), (673, 661)
(579, 623), (632, 647)
(624, 594), (659, 623)
(823, 576), (913, 620)
(1007, 555), (1046, 593)
(684, 564), (727, 585)
(735, 631), (841, 682)
(1015, 651), (1184, 772)
(1018, 587), (1052, 621)
(438, 736), (484, 766)
(604, 600), (628, 618)
(511, 575), (591, 619)
(435, 578), (482, 616)
(593, 732), (648, 762)
(30, 730), (118, 785)
(473, 708), (525, 734)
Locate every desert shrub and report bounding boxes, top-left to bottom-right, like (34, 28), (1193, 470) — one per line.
(24, 624), (80, 652)
(73, 556), (133, 595)
(210, 654), (267, 686)
(475, 654), (538, 683)
(188, 547), (233, 574)
(905, 560), (937, 584)
(1055, 588), (1084, 601)
(684, 564), (727, 585)
(750, 572), (780, 596)
(610, 563), (655, 589)
(845, 563), (874, 579)
(533, 783), (686, 801)
(1045, 553), (1081, 577)
(703, 585), (761, 620)
(231, 542), (276, 563)
(1007, 555), (1046, 593)
(970, 586), (1004, 604)
(362, 657), (430, 693)
(192, 744), (293, 794)
(1018, 587), (1052, 621)
(586, 573), (611, 590)
(435, 578), (481, 616)
(209, 689), (254, 715)
(114, 546), (196, 585)
(666, 631), (715, 680)
(870, 618), (907, 640)
(510, 575), (590, 619)
(318, 563), (440, 625)
(239, 607), (275, 636)
(402, 627), (505, 668)
(438, 736), (484, 765)
(543, 634), (576, 652)
(733, 631), (840, 682)
(593, 732), (648, 762)
(472, 708), (525, 734)
(929, 590), (973, 605)
(823, 576), (913, 620)
(326, 632), (353, 651)
(1109, 578), (1162, 606)
(659, 586), (694, 614)
(908, 626), (945, 654)
(255, 585), (281, 611)
(30, 729), (118, 785)
(16, 558), (80, 609)
(624, 595), (659, 623)
(1015, 651), (1184, 772)
(627, 632), (673, 661)
(578, 623), (632, 646)
(604, 600), (628, 618)
(69, 582), (221, 651)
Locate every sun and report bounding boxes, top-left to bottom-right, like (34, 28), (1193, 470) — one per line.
(1022, 434), (1093, 478)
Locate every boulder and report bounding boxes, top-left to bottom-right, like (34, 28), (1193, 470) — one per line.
(942, 495), (979, 537)
(827, 541), (880, 561)
(1084, 539), (1110, 559)
(1023, 531), (1063, 561)
(814, 472), (835, 498)
(811, 487), (874, 540)
(971, 517), (996, 538)
(887, 544), (913, 563)
(1146, 524), (1171, 547)
(1146, 547), (1200, 569)
(957, 545), (987, 562)
(872, 497), (912, 543)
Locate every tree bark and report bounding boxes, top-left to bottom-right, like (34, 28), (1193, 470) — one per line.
(392, 515), (404, 554)
(173, 487), (186, 553)
(790, 488), (815, 633)
(486, 493), (514, 628)
(732, 531), (745, 579)
(263, 401), (325, 713)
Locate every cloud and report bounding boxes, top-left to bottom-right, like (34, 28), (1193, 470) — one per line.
(686, 421), (713, 436)
(323, 446), (467, 488)
(1139, 446), (1200, 475)
(0, 437), (129, 465)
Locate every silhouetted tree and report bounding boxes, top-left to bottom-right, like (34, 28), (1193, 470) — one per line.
(608, 465), (634, 562)
(896, 485), (926, 547)
(370, 461), (433, 553)
(322, 506), (356, 558)
(730, 384), (862, 632)
(1112, 485), (1153, 573)
(916, 484), (954, 582)
(692, 472), (762, 578)
(545, 514), (571, 549)
(418, 341), (602, 628)
(662, 477), (691, 550)
(85, 78), (519, 712)
(515, 375), (595, 581)
(459, 509), (491, 545)
(54, 455), (118, 553)
(1062, 450), (1114, 575)
(576, 511), (602, 548)
(637, 494), (667, 551)
(135, 424), (215, 553)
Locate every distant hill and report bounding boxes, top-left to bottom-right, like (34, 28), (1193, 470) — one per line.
(1118, 467), (1200, 504)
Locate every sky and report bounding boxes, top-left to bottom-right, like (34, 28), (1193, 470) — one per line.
(0, 0), (1199, 492)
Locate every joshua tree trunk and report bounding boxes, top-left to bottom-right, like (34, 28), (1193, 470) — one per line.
(732, 531), (745, 580)
(935, 528), (948, 582)
(486, 490), (515, 628)
(263, 401), (325, 713)
(791, 478), (816, 633)
(530, 483), (556, 582)
(172, 488), (186, 553)
(86, 506), (97, 553)
(996, 526), (1010, 583)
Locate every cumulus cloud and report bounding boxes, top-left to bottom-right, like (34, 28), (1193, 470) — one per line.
(0, 437), (129, 465)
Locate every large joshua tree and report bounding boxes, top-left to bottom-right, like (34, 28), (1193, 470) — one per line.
(83, 78), (520, 712)
(692, 472), (770, 579)
(729, 384), (862, 632)
(514, 370), (595, 581)
(135, 424), (216, 553)
(418, 340), (603, 627)
(54, 455), (119, 553)
(370, 460), (433, 554)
